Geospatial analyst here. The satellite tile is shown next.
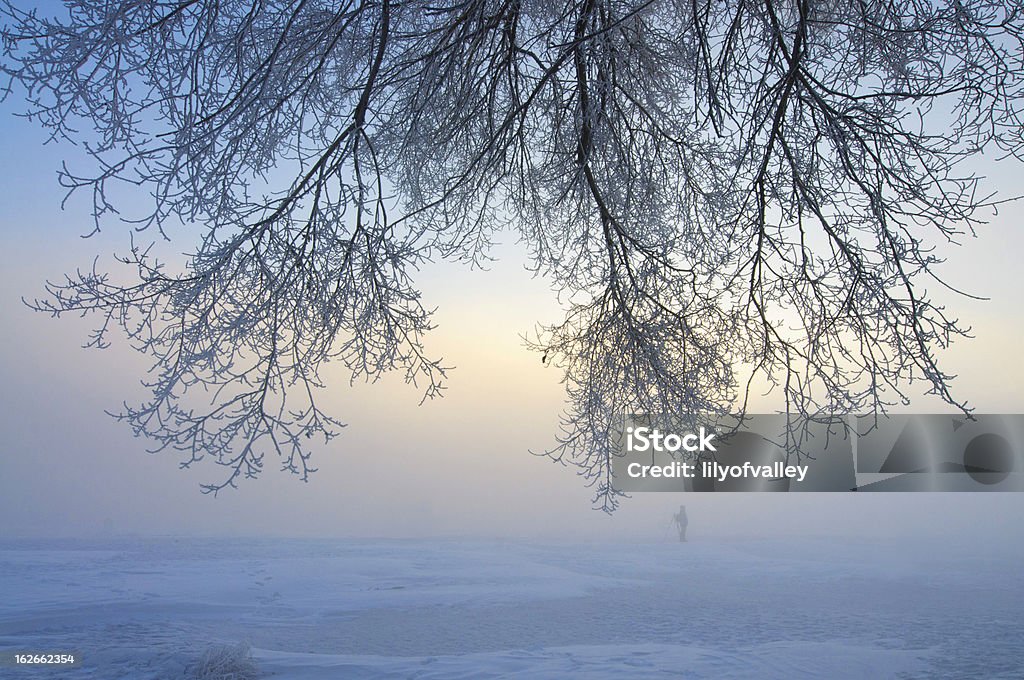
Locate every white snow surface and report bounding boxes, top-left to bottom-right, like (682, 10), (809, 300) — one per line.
(0, 536), (1020, 678)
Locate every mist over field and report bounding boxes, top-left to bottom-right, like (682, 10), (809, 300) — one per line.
(1, 96), (1024, 547)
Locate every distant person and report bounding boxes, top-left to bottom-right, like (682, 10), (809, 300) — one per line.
(672, 505), (688, 542)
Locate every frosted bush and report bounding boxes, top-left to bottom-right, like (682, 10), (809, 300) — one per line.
(188, 642), (259, 680)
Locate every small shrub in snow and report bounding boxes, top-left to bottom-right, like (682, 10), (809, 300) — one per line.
(187, 642), (258, 680)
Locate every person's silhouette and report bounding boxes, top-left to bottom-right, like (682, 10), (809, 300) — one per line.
(672, 505), (688, 542)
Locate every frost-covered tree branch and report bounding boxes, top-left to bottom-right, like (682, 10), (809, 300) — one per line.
(3, 0), (1023, 507)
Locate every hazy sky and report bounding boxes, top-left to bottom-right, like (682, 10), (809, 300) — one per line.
(2, 50), (1024, 543)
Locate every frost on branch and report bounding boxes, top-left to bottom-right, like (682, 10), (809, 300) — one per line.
(4, 0), (1021, 507)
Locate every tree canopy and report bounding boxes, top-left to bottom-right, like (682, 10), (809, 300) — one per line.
(4, 0), (1022, 509)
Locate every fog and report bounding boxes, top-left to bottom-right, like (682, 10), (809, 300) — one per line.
(2, 98), (1024, 549)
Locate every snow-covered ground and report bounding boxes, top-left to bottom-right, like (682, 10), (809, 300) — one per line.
(0, 535), (1020, 678)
